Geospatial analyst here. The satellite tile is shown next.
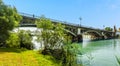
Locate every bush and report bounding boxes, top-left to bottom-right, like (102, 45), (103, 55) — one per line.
(49, 44), (80, 66)
(18, 30), (34, 50)
(6, 33), (20, 48)
(6, 30), (34, 50)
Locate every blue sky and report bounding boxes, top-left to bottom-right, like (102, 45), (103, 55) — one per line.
(3, 0), (120, 29)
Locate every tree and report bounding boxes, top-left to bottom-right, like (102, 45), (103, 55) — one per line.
(36, 16), (78, 66)
(0, 0), (22, 45)
(36, 16), (66, 54)
(105, 27), (113, 31)
(36, 16), (53, 30)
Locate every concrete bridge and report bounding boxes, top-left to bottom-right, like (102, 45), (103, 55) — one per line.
(19, 12), (116, 42)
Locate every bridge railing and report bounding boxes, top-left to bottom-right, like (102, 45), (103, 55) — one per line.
(50, 18), (80, 27)
(19, 12), (40, 18)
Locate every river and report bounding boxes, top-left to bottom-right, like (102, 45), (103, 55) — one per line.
(77, 39), (120, 66)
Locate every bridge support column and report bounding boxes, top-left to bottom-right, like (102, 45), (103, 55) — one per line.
(101, 32), (109, 39)
(77, 28), (81, 35)
(101, 32), (114, 39)
(77, 28), (83, 42)
(77, 35), (83, 42)
(101, 32), (105, 39)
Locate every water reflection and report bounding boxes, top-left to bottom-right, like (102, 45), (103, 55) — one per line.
(82, 38), (91, 48)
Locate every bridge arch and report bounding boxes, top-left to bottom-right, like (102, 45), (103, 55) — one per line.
(103, 32), (113, 39)
(64, 29), (77, 37)
(83, 30), (102, 37)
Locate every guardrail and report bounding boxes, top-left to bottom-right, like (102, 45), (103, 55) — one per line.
(19, 12), (40, 18)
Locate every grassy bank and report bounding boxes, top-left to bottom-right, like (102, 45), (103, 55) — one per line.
(0, 48), (59, 66)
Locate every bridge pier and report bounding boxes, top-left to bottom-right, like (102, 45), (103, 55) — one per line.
(71, 34), (83, 43)
(77, 28), (83, 42)
(101, 32), (115, 39)
(71, 28), (83, 43)
(77, 34), (83, 42)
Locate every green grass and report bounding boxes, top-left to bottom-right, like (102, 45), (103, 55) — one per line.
(0, 48), (59, 66)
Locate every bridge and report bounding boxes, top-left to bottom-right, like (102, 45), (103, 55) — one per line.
(19, 12), (116, 42)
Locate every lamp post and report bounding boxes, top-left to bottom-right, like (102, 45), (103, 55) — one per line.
(78, 17), (82, 34)
(79, 17), (82, 27)
(78, 17), (83, 42)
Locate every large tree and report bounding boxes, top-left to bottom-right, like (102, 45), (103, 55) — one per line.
(0, 0), (22, 45)
(35, 16), (67, 53)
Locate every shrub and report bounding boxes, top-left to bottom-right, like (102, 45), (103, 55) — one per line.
(6, 30), (34, 50)
(18, 30), (34, 50)
(6, 33), (20, 48)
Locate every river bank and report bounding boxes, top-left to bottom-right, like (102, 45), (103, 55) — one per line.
(0, 48), (59, 66)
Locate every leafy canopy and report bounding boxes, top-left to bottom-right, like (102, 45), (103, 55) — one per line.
(36, 16), (66, 50)
(0, 0), (22, 44)
(36, 16), (53, 30)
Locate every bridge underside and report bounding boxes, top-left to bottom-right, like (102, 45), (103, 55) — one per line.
(83, 30), (114, 40)
(83, 32), (102, 40)
(103, 32), (114, 39)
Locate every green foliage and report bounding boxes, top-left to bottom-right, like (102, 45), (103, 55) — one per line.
(6, 30), (34, 50)
(6, 33), (20, 48)
(60, 44), (81, 66)
(36, 16), (78, 66)
(105, 27), (113, 31)
(36, 16), (53, 30)
(115, 55), (120, 66)
(49, 23), (66, 49)
(49, 44), (81, 66)
(13, 7), (22, 27)
(0, 0), (22, 45)
(18, 30), (34, 50)
(36, 16), (66, 51)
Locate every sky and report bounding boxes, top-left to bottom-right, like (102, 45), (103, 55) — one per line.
(3, 0), (120, 29)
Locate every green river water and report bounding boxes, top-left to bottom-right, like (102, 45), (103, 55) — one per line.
(76, 39), (120, 66)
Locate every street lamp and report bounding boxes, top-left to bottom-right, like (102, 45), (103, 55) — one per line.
(79, 17), (82, 27)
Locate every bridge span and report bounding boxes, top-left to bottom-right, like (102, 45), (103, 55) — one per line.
(19, 12), (116, 42)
